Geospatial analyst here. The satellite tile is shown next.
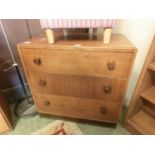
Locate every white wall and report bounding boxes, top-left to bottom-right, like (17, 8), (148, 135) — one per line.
(113, 19), (155, 106)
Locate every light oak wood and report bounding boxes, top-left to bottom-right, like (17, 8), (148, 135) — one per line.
(17, 33), (136, 51)
(34, 93), (120, 122)
(0, 91), (12, 134)
(142, 104), (155, 119)
(21, 48), (134, 79)
(28, 72), (126, 101)
(148, 62), (155, 71)
(124, 35), (155, 134)
(17, 33), (136, 123)
(140, 86), (155, 105)
(127, 110), (155, 135)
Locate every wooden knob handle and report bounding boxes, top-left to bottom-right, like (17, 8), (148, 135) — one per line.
(33, 57), (41, 65)
(39, 80), (46, 87)
(44, 101), (50, 107)
(107, 61), (115, 70)
(104, 86), (112, 93)
(100, 107), (107, 114)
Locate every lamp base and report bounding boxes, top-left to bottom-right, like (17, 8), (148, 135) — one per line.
(14, 96), (37, 117)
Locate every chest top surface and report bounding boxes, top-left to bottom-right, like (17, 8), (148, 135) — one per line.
(17, 33), (137, 52)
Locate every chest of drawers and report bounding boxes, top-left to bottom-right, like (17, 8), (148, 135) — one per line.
(17, 33), (136, 123)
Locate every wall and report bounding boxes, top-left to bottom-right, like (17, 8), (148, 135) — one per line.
(113, 19), (155, 106)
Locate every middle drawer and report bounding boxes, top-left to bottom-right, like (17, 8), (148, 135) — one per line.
(28, 72), (126, 101)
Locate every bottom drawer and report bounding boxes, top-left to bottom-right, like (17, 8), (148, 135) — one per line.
(34, 93), (121, 123)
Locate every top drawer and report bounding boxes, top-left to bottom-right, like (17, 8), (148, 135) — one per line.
(21, 48), (134, 79)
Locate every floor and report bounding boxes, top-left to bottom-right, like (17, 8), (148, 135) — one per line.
(4, 86), (129, 135)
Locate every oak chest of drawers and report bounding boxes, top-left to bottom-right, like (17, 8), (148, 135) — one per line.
(17, 33), (136, 123)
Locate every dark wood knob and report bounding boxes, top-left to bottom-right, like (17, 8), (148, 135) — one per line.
(107, 61), (115, 70)
(44, 101), (50, 107)
(33, 57), (41, 65)
(104, 86), (112, 93)
(39, 80), (46, 87)
(100, 107), (107, 114)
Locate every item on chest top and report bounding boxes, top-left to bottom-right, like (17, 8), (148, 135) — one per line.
(40, 19), (116, 44)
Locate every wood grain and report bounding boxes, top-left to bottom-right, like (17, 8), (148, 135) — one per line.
(17, 33), (136, 123)
(21, 48), (134, 79)
(140, 86), (155, 105)
(128, 110), (155, 135)
(17, 33), (137, 51)
(142, 103), (155, 119)
(34, 93), (120, 123)
(148, 62), (155, 71)
(28, 72), (126, 101)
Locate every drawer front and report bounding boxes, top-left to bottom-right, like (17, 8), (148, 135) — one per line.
(21, 49), (133, 78)
(34, 93), (120, 122)
(28, 72), (127, 101)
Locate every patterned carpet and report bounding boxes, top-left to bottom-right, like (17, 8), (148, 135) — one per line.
(32, 120), (83, 135)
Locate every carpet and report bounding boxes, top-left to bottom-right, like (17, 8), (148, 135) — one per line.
(32, 120), (83, 135)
